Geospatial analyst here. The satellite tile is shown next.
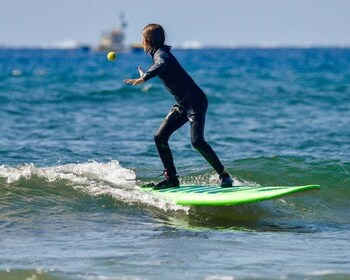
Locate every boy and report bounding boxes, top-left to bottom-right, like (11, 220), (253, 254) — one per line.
(124, 23), (233, 189)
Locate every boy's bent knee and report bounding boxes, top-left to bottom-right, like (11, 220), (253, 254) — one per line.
(191, 138), (207, 150)
(154, 134), (169, 148)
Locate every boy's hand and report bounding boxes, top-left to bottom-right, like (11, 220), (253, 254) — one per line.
(124, 66), (145, 86)
(138, 66), (144, 78)
(124, 78), (145, 86)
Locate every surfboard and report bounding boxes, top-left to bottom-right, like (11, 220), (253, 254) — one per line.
(140, 184), (321, 206)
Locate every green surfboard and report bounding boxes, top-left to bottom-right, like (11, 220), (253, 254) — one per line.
(141, 185), (321, 206)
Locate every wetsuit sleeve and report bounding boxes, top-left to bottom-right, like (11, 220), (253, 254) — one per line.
(142, 51), (168, 81)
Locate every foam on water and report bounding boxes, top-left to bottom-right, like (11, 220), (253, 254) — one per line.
(0, 161), (189, 213)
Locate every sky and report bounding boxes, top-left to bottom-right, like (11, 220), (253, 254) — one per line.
(1, 0), (350, 48)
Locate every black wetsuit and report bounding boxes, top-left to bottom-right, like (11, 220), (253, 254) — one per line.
(143, 45), (225, 177)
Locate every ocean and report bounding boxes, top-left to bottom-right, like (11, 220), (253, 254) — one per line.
(0, 47), (349, 280)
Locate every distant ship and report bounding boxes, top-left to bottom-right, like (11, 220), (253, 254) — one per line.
(98, 14), (127, 51)
(98, 13), (143, 52)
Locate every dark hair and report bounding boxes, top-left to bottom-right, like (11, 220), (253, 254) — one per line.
(142, 23), (166, 54)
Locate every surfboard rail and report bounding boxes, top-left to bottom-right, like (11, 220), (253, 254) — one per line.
(141, 184), (321, 206)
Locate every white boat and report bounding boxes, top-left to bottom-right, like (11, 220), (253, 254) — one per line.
(98, 14), (127, 51)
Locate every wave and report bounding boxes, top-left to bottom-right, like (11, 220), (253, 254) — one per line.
(0, 161), (187, 215)
(1, 157), (349, 227)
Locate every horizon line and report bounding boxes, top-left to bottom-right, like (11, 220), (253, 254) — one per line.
(1, 42), (350, 50)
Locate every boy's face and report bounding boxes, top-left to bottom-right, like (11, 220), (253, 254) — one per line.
(142, 35), (147, 52)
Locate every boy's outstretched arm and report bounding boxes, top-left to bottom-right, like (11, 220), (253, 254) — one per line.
(124, 77), (145, 86)
(124, 66), (145, 86)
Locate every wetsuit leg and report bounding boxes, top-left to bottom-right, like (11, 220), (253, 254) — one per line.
(154, 105), (188, 177)
(189, 108), (225, 175)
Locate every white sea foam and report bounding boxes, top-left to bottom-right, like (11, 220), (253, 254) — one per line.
(0, 161), (189, 213)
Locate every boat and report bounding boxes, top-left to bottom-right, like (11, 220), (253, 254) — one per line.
(98, 14), (127, 51)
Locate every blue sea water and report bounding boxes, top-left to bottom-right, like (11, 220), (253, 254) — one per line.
(0, 47), (350, 279)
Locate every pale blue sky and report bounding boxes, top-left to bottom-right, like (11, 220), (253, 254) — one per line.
(1, 0), (350, 47)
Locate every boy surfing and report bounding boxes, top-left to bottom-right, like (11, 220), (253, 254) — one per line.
(124, 23), (233, 189)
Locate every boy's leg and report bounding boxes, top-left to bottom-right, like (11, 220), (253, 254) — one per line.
(189, 112), (225, 174)
(189, 112), (233, 187)
(154, 105), (188, 177)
